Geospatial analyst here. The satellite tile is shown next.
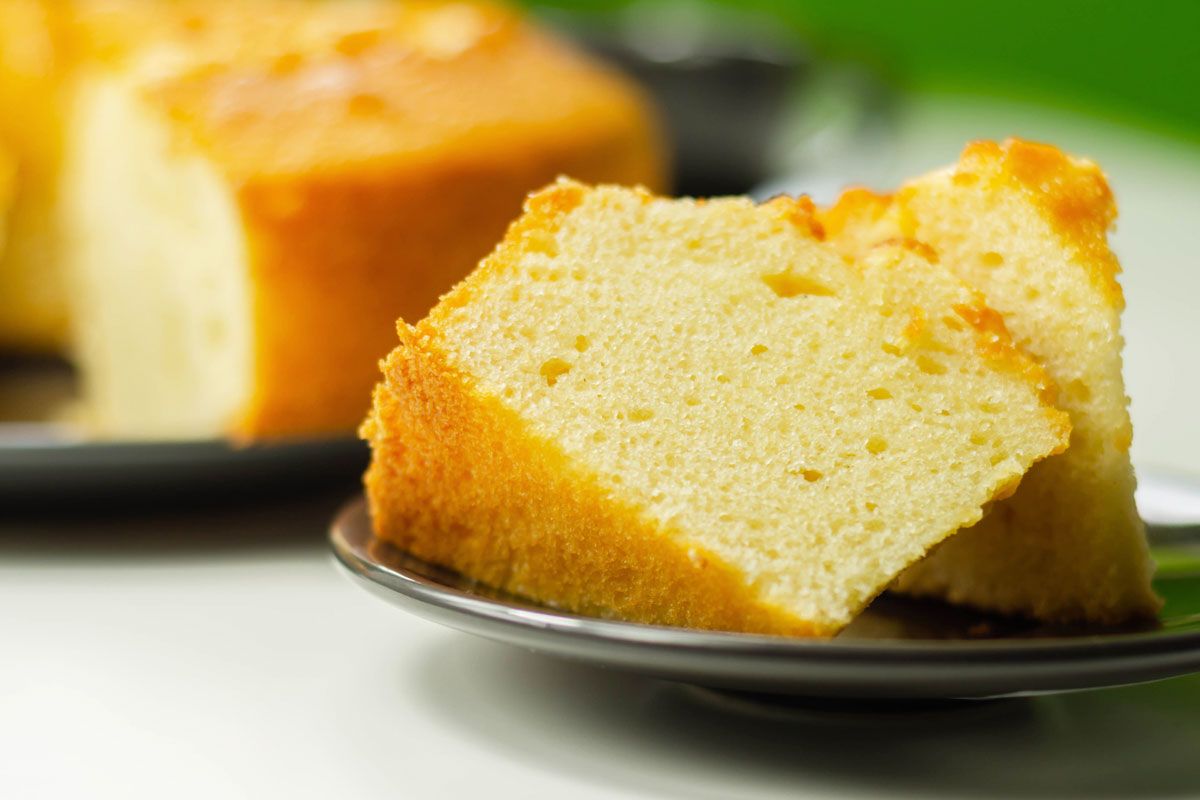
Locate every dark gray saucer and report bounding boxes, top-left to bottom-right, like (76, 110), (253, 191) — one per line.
(0, 427), (367, 501)
(331, 498), (1200, 700)
(0, 356), (369, 501)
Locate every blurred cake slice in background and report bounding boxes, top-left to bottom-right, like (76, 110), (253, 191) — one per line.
(821, 138), (1159, 625)
(363, 180), (1069, 636)
(0, 0), (665, 439)
(0, 0), (73, 352)
(0, 142), (14, 260)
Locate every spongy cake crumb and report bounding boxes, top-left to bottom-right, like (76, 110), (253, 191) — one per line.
(821, 138), (1159, 624)
(364, 179), (1070, 636)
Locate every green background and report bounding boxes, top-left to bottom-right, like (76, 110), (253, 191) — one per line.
(528, 0), (1200, 143)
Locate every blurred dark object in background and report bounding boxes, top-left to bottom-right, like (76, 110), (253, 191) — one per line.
(535, 0), (1200, 148)
(0, 356), (367, 507)
(544, 1), (807, 196)
(542, 0), (892, 197)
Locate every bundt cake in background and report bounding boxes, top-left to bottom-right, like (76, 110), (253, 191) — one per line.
(0, 0), (73, 352)
(0, 143), (14, 261)
(821, 139), (1159, 625)
(362, 179), (1069, 636)
(0, 0), (666, 438)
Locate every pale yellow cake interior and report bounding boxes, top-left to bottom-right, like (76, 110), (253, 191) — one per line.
(822, 141), (1159, 623)
(63, 74), (253, 438)
(417, 182), (1069, 632)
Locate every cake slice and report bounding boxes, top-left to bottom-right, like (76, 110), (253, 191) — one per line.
(0, 143), (14, 258)
(3, 0), (665, 438)
(0, 0), (72, 351)
(363, 180), (1070, 636)
(821, 139), (1159, 624)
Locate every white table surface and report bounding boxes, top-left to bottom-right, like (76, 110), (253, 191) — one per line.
(4, 94), (1200, 799)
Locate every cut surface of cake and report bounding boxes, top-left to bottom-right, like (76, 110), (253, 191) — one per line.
(363, 180), (1070, 636)
(821, 139), (1159, 624)
(2, 0), (665, 438)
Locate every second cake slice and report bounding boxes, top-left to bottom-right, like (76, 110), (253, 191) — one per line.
(821, 139), (1158, 624)
(364, 180), (1069, 636)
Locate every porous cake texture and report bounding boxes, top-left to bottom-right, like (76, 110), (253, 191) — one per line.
(821, 139), (1159, 624)
(364, 180), (1070, 636)
(0, 0), (665, 438)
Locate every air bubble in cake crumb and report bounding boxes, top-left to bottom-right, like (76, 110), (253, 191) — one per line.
(917, 355), (947, 375)
(761, 270), (835, 299)
(539, 358), (571, 386)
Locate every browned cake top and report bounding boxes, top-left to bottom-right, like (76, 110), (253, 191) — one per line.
(70, 1), (661, 180)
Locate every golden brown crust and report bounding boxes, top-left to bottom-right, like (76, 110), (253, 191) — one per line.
(0, 146), (14, 221)
(232, 120), (662, 439)
(144, 7), (665, 183)
(0, 0), (73, 351)
(361, 179), (1076, 636)
(817, 188), (892, 241)
(362, 324), (827, 637)
(824, 139), (1124, 313)
(955, 139), (1124, 309)
(763, 194), (824, 238)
